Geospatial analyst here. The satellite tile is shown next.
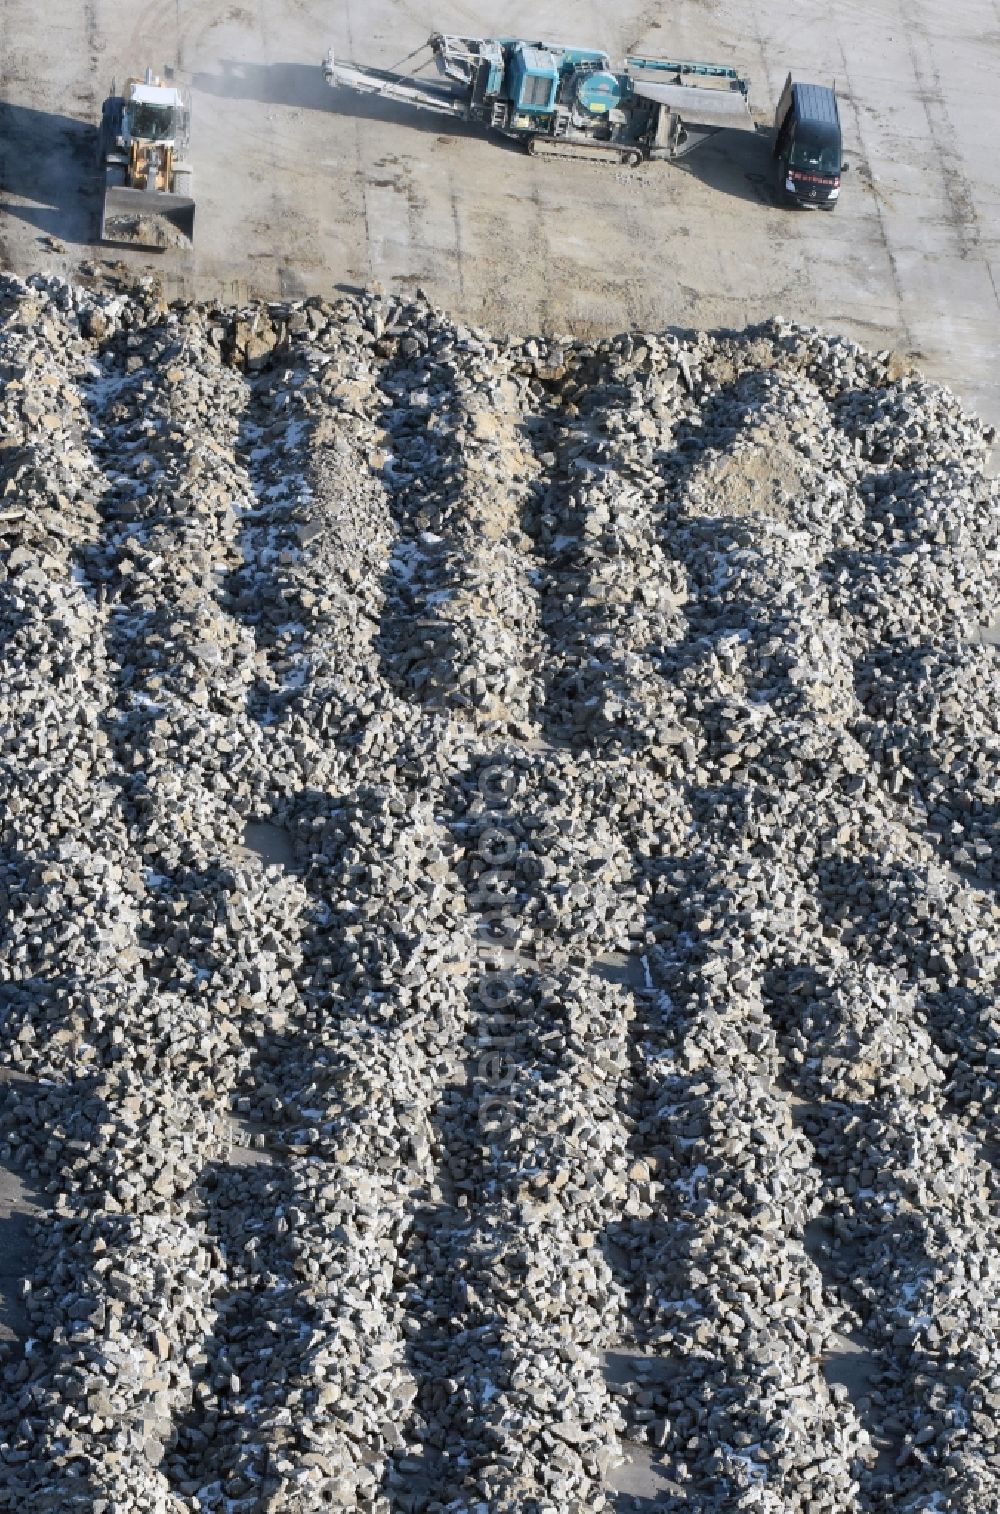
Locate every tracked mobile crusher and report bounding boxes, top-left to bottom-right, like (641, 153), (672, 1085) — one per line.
(323, 33), (755, 164)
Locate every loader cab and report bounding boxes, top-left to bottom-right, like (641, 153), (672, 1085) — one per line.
(127, 102), (175, 142)
(122, 83), (191, 151)
(773, 77), (844, 211)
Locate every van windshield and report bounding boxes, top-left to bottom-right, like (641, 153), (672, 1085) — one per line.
(789, 135), (840, 174)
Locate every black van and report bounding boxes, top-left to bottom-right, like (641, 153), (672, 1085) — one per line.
(772, 74), (845, 210)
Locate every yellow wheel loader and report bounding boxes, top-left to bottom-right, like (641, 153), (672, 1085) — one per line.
(97, 69), (195, 248)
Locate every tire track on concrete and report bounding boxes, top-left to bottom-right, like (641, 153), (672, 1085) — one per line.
(904, 18), (1000, 316)
(834, 37), (916, 353)
(903, 24), (980, 258)
(343, 0), (379, 287)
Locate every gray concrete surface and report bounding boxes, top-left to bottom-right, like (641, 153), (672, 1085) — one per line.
(0, 1163), (37, 1346)
(0, 1075), (41, 1349)
(0, 0), (998, 431)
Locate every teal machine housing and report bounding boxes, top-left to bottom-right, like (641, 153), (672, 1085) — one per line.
(575, 71), (624, 114)
(508, 43), (559, 112)
(502, 41), (616, 115)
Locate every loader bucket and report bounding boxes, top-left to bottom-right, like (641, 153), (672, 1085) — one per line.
(100, 184), (196, 249)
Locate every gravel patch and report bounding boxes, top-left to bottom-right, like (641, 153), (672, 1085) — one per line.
(1, 272), (999, 1512)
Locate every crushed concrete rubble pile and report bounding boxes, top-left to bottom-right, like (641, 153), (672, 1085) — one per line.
(1, 271), (1000, 1514)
